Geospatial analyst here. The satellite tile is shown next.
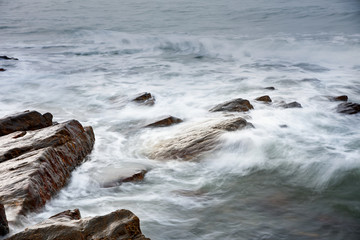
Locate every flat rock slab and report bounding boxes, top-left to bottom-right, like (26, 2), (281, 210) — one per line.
(337, 102), (360, 114)
(145, 116), (183, 128)
(0, 111), (53, 137)
(148, 117), (253, 161)
(210, 98), (254, 112)
(0, 119), (95, 223)
(6, 209), (150, 240)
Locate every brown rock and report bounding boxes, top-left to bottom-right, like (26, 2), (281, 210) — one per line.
(264, 87), (275, 90)
(0, 68), (5, 72)
(102, 168), (148, 188)
(145, 116), (183, 128)
(6, 209), (150, 240)
(0, 120), (95, 222)
(327, 95), (348, 102)
(0, 56), (18, 60)
(148, 117), (253, 161)
(50, 209), (81, 221)
(255, 95), (272, 103)
(0, 111), (53, 137)
(280, 101), (302, 108)
(132, 92), (155, 106)
(209, 98), (254, 112)
(337, 102), (360, 114)
(0, 203), (9, 236)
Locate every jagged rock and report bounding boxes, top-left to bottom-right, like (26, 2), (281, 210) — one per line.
(148, 117), (253, 161)
(327, 95), (348, 102)
(50, 209), (81, 221)
(280, 101), (302, 109)
(0, 203), (9, 236)
(210, 98), (254, 112)
(0, 56), (18, 60)
(132, 92), (155, 106)
(6, 209), (150, 240)
(0, 111), (53, 137)
(145, 116), (183, 128)
(255, 95), (272, 103)
(101, 168), (148, 188)
(0, 118), (95, 222)
(337, 102), (360, 114)
(264, 87), (275, 90)
(0, 68), (5, 72)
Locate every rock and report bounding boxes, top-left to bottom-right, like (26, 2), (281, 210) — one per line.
(264, 87), (275, 90)
(0, 203), (9, 236)
(6, 209), (150, 240)
(132, 92), (155, 106)
(0, 118), (95, 222)
(337, 102), (360, 114)
(210, 98), (254, 112)
(255, 95), (272, 103)
(148, 117), (253, 161)
(0, 111), (53, 137)
(101, 168), (148, 188)
(280, 101), (302, 109)
(145, 116), (183, 128)
(327, 95), (348, 102)
(0, 56), (18, 60)
(50, 209), (81, 221)
(0, 68), (5, 72)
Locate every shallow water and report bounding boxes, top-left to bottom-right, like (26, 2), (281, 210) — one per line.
(1, 0), (360, 239)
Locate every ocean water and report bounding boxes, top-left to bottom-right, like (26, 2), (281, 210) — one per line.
(1, 0), (360, 239)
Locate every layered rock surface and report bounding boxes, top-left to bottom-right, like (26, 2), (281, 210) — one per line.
(6, 209), (150, 240)
(0, 111), (95, 223)
(148, 117), (253, 161)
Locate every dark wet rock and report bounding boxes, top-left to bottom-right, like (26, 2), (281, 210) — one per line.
(50, 209), (81, 221)
(0, 56), (18, 60)
(279, 125), (288, 128)
(6, 209), (150, 240)
(0, 111), (53, 137)
(132, 92), (155, 106)
(0, 203), (9, 236)
(148, 117), (253, 161)
(0, 68), (5, 72)
(145, 116), (183, 128)
(264, 87), (275, 90)
(337, 102), (360, 114)
(255, 95), (272, 103)
(210, 98), (254, 112)
(0, 117), (95, 222)
(102, 169), (148, 188)
(280, 101), (302, 109)
(327, 95), (348, 102)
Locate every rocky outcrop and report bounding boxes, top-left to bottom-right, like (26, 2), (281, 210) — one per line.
(280, 101), (302, 109)
(0, 203), (9, 236)
(337, 102), (360, 114)
(0, 56), (18, 61)
(6, 209), (150, 240)
(0, 111), (53, 137)
(148, 117), (253, 161)
(210, 98), (254, 112)
(145, 116), (183, 128)
(0, 111), (95, 223)
(255, 95), (272, 103)
(132, 92), (155, 106)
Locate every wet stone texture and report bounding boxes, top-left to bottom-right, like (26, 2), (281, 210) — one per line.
(0, 111), (95, 223)
(210, 98), (254, 112)
(337, 102), (360, 114)
(145, 116), (183, 128)
(6, 209), (150, 240)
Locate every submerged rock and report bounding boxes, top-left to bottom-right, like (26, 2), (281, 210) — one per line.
(0, 203), (9, 236)
(132, 92), (155, 106)
(264, 87), (275, 90)
(0, 110), (53, 137)
(145, 116), (183, 128)
(280, 101), (302, 109)
(6, 209), (150, 240)
(101, 168), (148, 188)
(148, 117), (253, 161)
(210, 98), (254, 112)
(0, 68), (5, 72)
(0, 112), (95, 222)
(255, 95), (272, 103)
(337, 102), (360, 114)
(0, 56), (18, 60)
(327, 95), (348, 102)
